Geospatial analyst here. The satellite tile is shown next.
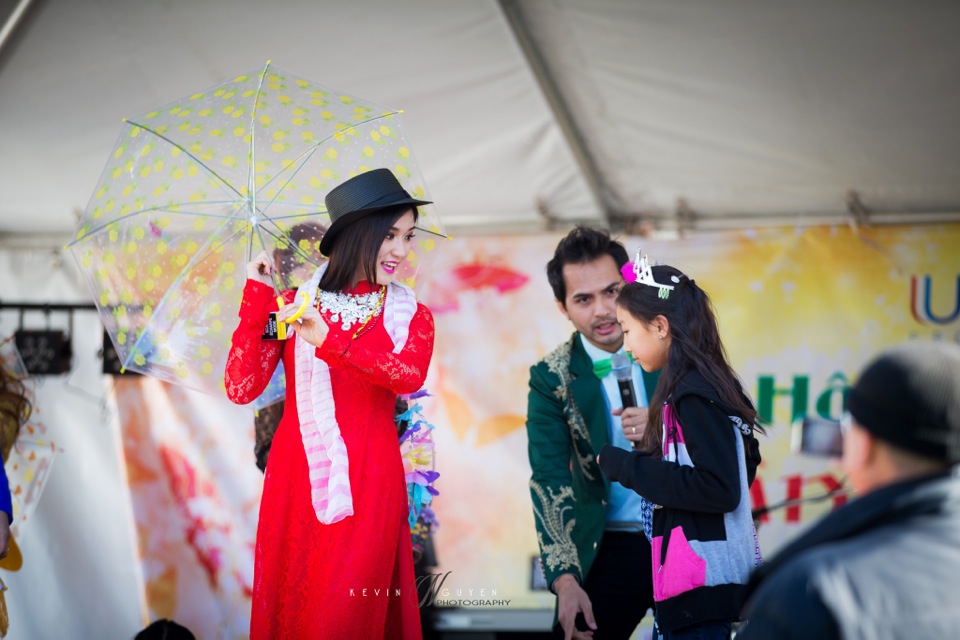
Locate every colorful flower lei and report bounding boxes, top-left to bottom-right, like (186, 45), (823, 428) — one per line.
(396, 389), (440, 560)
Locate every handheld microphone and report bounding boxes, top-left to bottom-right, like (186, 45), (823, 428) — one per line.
(611, 353), (636, 408)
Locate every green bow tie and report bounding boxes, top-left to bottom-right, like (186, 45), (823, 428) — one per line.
(593, 353), (634, 379)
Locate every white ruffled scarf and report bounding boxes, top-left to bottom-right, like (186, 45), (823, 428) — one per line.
(293, 263), (417, 524)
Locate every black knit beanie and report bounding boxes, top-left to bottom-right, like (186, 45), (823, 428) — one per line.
(847, 341), (960, 464)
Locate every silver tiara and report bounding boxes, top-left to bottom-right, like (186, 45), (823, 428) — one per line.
(623, 249), (675, 299)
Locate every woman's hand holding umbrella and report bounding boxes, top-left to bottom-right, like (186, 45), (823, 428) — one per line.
(247, 251), (276, 287)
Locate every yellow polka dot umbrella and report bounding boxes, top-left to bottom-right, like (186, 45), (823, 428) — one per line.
(66, 62), (446, 399)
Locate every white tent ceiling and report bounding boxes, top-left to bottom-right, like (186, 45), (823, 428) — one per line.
(1, 0), (959, 244)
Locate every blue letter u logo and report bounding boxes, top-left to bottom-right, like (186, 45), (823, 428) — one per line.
(911, 275), (960, 325)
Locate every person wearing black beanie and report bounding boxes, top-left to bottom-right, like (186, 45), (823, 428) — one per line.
(737, 341), (960, 639)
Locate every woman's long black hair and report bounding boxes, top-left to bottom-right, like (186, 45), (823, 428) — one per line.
(318, 205), (418, 292)
(617, 265), (762, 455)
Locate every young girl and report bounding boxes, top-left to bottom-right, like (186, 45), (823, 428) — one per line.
(598, 255), (762, 640)
(226, 168), (434, 639)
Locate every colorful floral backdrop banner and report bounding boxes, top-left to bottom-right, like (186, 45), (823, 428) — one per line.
(114, 223), (960, 624)
(113, 377), (261, 638)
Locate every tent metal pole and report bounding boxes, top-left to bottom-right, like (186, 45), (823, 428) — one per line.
(0, 0), (35, 56)
(632, 210), (960, 233)
(497, 0), (616, 228)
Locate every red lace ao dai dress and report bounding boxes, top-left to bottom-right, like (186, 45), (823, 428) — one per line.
(226, 279), (435, 639)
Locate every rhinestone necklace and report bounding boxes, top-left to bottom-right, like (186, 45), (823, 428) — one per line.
(318, 286), (387, 333)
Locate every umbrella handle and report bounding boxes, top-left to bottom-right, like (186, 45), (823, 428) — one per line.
(279, 292), (310, 324)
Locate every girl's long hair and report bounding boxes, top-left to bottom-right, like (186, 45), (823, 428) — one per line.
(0, 364), (31, 460)
(318, 206), (418, 292)
(617, 265), (762, 455)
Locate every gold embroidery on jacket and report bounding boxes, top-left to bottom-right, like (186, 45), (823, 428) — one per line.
(530, 480), (581, 575)
(544, 340), (596, 480)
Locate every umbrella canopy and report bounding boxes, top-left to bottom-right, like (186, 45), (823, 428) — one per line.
(6, 436), (60, 541)
(66, 63), (444, 398)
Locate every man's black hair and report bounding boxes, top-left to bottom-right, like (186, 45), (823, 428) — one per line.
(546, 226), (629, 305)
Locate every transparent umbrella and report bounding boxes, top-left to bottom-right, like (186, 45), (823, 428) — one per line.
(67, 62), (445, 399)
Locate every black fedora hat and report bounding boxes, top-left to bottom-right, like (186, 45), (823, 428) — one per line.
(319, 168), (432, 256)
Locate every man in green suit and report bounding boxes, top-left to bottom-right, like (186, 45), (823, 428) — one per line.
(527, 227), (659, 640)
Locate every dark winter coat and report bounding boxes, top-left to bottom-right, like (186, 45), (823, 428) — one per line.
(738, 469), (960, 639)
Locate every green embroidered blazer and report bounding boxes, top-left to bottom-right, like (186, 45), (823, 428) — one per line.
(526, 332), (660, 591)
